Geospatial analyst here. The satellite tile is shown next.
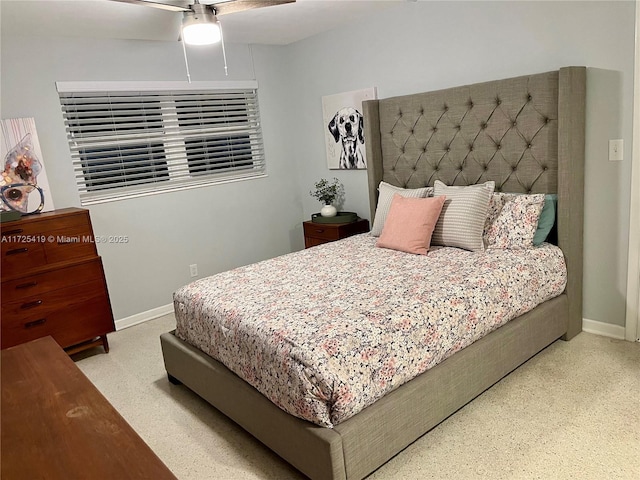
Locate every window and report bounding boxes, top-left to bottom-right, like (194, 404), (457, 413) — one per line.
(57, 81), (265, 204)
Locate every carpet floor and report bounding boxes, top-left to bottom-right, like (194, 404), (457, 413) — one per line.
(75, 314), (639, 479)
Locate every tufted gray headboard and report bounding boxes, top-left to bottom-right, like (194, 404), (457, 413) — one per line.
(363, 66), (585, 339)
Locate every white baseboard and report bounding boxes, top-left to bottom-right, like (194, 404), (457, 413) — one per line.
(582, 318), (627, 340)
(115, 303), (174, 331)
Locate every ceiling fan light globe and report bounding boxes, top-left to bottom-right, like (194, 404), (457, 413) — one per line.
(182, 22), (221, 45)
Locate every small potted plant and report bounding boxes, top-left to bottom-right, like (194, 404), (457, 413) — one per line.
(310, 177), (343, 217)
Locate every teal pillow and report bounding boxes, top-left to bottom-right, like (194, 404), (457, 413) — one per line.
(533, 194), (557, 245)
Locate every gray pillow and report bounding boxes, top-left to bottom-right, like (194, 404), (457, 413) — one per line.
(432, 180), (495, 251)
(371, 182), (433, 236)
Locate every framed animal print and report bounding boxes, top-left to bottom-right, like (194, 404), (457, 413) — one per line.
(322, 87), (377, 170)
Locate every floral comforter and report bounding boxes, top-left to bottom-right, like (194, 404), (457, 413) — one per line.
(174, 234), (566, 428)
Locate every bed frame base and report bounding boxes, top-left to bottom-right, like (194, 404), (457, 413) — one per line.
(162, 66), (584, 479)
(161, 295), (567, 480)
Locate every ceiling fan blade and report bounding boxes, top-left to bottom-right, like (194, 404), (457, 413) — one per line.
(212, 0), (295, 16)
(109, 0), (191, 13)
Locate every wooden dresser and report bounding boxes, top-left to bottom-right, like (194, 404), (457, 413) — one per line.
(1, 207), (115, 354)
(1, 336), (177, 479)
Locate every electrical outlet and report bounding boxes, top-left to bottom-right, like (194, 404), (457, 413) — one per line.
(609, 139), (623, 161)
(189, 264), (198, 277)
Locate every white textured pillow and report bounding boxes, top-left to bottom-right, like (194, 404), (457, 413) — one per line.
(371, 181), (433, 236)
(432, 180), (495, 251)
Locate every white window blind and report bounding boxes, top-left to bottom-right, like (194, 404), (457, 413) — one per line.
(57, 82), (265, 204)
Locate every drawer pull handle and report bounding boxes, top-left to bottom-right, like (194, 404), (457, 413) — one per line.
(315, 229), (324, 233)
(24, 318), (46, 329)
(6, 247), (28, 256)
(20, 300), (43, 310)
(16, 281), (38, 290)
(3, 229), (23, 236)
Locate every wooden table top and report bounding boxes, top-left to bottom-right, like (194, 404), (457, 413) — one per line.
(1, 336), (177, 480)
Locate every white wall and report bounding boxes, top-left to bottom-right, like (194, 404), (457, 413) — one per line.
(279, 0), (636, 328)
(0, 35), (304, 320)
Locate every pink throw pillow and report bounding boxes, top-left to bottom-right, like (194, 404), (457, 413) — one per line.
(376, 194), (446, 255)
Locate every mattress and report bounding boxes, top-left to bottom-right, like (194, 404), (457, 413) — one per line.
(174, 234), (566, 428)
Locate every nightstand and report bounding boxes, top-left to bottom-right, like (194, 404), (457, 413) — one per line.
(303, 218), (369, 248)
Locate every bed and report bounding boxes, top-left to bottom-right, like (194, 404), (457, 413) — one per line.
(161, 66), (586, 480)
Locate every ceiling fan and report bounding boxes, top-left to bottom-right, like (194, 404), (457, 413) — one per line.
(111, 0), (296, 45)
(110, 0), (295, 79)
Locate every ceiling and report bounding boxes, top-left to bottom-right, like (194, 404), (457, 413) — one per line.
(1, 0), (413, 46)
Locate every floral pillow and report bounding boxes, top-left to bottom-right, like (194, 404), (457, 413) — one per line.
(485, 194), (545, 249)
(483, 194), (507, 245)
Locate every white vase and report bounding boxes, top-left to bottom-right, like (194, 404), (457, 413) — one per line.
(320, 204), (337, 217)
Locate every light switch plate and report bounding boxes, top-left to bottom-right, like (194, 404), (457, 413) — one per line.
(609, 139), (624, 161)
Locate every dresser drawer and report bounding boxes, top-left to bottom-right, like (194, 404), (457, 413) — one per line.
(1, 210), (90, 245)
(0, 241), (47, 276)
(1, 259), (104, 303)
(0, 295), (113, 350)
(1, 211), (96, 278)
(1, 277), (106, 320)
(43, 222), (96, 264)
(1, 278), (112, 349)
(1, 210), (89, 237)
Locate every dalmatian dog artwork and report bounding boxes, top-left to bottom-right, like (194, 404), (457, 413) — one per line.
(328, 107), (366, 169)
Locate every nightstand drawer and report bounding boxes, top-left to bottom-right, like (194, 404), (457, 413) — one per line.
(303, 223), (342, 241)
(303, 218), (370, 248)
